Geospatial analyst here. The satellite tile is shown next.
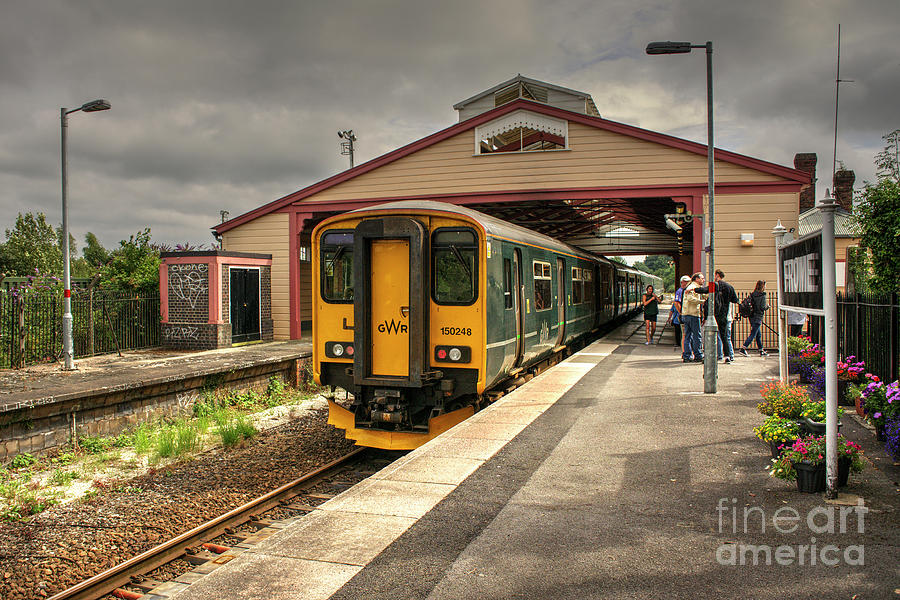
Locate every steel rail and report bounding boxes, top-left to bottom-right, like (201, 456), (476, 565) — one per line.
(48, 447), (367, 600)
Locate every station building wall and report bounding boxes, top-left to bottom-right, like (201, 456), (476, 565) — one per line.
(219, 115), (803, 337)
(221, 213), (293, 340)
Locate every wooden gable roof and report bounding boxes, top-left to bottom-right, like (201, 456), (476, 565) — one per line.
(215, 98), (810, 234)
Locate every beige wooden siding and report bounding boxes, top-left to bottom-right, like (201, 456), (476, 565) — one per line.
(713, 192), (798, 292)
(222, 213), (291, 340)
(302, 122), (784, 204)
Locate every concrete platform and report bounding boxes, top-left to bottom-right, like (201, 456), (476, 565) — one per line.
(170, 320), (900, 600)
(0, 340), (311, 460)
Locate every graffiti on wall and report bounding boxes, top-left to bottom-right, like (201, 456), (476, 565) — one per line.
(169, 263), (208, 309)
(165, 326), (200, 340)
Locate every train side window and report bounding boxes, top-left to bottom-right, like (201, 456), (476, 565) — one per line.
(321, 231), (354, 303)
(571, 267), (583, 305)
(503, 258), (513, 309)
(432, 228), (478, 305)
(533, 261), (551, 311)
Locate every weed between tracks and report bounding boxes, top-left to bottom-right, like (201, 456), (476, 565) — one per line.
(0, 376), (326, 521)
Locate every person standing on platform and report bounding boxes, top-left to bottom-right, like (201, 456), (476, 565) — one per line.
(787, 310), (806, 337)
(682, 273), (709, 363)
(739, 280), (769, 356)
(667, 275), (690, 352)
(642, 285), (662, 345)
(714, 269), (739, 364)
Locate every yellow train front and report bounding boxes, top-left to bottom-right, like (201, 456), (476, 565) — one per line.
(313, 200), (659, 450)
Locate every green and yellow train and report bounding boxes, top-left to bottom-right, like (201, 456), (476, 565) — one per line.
(312, 201), (661, 450)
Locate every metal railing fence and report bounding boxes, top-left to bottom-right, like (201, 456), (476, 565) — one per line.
(808, 292), (899, 383)
(0, 288), (161, 368)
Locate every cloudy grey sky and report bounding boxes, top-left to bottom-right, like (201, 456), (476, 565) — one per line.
(1, 0), (897, 250)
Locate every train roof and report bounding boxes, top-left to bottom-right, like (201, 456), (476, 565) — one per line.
(345, 200), (606, 263)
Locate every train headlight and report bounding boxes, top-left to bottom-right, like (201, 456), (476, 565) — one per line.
(325, 342), (353, 358)
(434, 345), (471, 363)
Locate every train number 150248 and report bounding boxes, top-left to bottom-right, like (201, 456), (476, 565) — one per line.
(440, 326), (472, 336)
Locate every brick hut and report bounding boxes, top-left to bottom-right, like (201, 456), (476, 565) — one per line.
(160, 251), (273, 349)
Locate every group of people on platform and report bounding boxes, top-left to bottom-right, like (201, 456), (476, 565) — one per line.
(640, 269), (800, 363)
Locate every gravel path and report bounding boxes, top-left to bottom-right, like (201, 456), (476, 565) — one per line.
(0, 408), (356, 599)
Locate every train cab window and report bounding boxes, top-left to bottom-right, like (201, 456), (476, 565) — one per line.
(571, 267), (583, 305)
(321, 231), (354, 302)
(503, 258), (513, 309)
(533, 261), (551, 311)
(432, 229), (478, 305)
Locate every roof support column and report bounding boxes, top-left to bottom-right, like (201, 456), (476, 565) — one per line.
(289, 212), (313, 339)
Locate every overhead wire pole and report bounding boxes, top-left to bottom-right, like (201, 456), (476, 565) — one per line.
(338, 130), (357, 169)
(831, 24), (853, 189)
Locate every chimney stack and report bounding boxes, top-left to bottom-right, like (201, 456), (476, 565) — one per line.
(833, 168), (855, 212)
(794, 153), (817, 212)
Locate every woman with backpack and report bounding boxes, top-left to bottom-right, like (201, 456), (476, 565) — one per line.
(739, 280), (768, 357)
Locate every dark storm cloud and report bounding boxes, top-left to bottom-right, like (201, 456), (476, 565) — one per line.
(0, 0), (896, 248)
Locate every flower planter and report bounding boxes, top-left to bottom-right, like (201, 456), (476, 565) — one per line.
(837, 380), (853, 406)
(800, 418), (842, 436)
(837, 456), (851, 488)
(769, 439), (792, 458)
(855, 395), (866, 417)
(794, 461), (826, 493)
(875, 424), (886, 442)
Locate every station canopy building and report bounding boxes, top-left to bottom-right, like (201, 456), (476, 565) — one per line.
(214, 75), (811, 340)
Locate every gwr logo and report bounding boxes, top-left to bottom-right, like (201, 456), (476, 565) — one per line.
(377, 319), (408, 334)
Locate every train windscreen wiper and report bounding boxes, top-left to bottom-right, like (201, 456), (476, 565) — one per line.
(449, 245), (472, 279)
(326, 245), (346, 272)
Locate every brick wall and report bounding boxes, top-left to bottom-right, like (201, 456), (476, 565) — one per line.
(0, 356), (310, 461)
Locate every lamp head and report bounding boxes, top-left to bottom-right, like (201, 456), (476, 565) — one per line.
(665, 217), (682, 233)
(646, 41), (692, 55)
(80, 99), (111, 112)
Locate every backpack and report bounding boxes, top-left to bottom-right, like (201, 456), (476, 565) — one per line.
(738, 295), (753, 318)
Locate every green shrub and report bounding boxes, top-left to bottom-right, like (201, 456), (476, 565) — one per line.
(132, 423), (154, 455)
(214, 409), (257, 448)
(49, 469), (79, 487)
(79, 435), (113, 454)
(11, 453), (37, 469)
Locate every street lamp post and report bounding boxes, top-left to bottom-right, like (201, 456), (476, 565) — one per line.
(60, 99), (111, 370)
(647, 40), (717, 393)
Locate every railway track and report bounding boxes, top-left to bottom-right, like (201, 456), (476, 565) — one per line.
(48, 447), (371, 600)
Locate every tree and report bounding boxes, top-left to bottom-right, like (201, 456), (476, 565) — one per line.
(632, 255), (675, 291)
(99, 228), (161, 293)
(852, 130), (900, 293)
(0, 212), (63, 276)
(82, 232), (110, 268)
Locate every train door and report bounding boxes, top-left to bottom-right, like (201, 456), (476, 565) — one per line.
(512, 249), (524, 366)
(600, 263), (612, 320)
(370, 239), (409, 376)
(556, 257), (566, 346)
(352, 217), (427, 386)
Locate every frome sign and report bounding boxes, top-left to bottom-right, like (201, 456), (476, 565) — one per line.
(779, 232), (823, 313)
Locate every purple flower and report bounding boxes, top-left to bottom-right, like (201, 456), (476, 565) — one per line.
(874, 412), (883, 419)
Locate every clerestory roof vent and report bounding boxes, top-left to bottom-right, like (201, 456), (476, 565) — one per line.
(454, 74), (599, 122)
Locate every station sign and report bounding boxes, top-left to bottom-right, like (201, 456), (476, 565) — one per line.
(779, 232), (823, 312)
